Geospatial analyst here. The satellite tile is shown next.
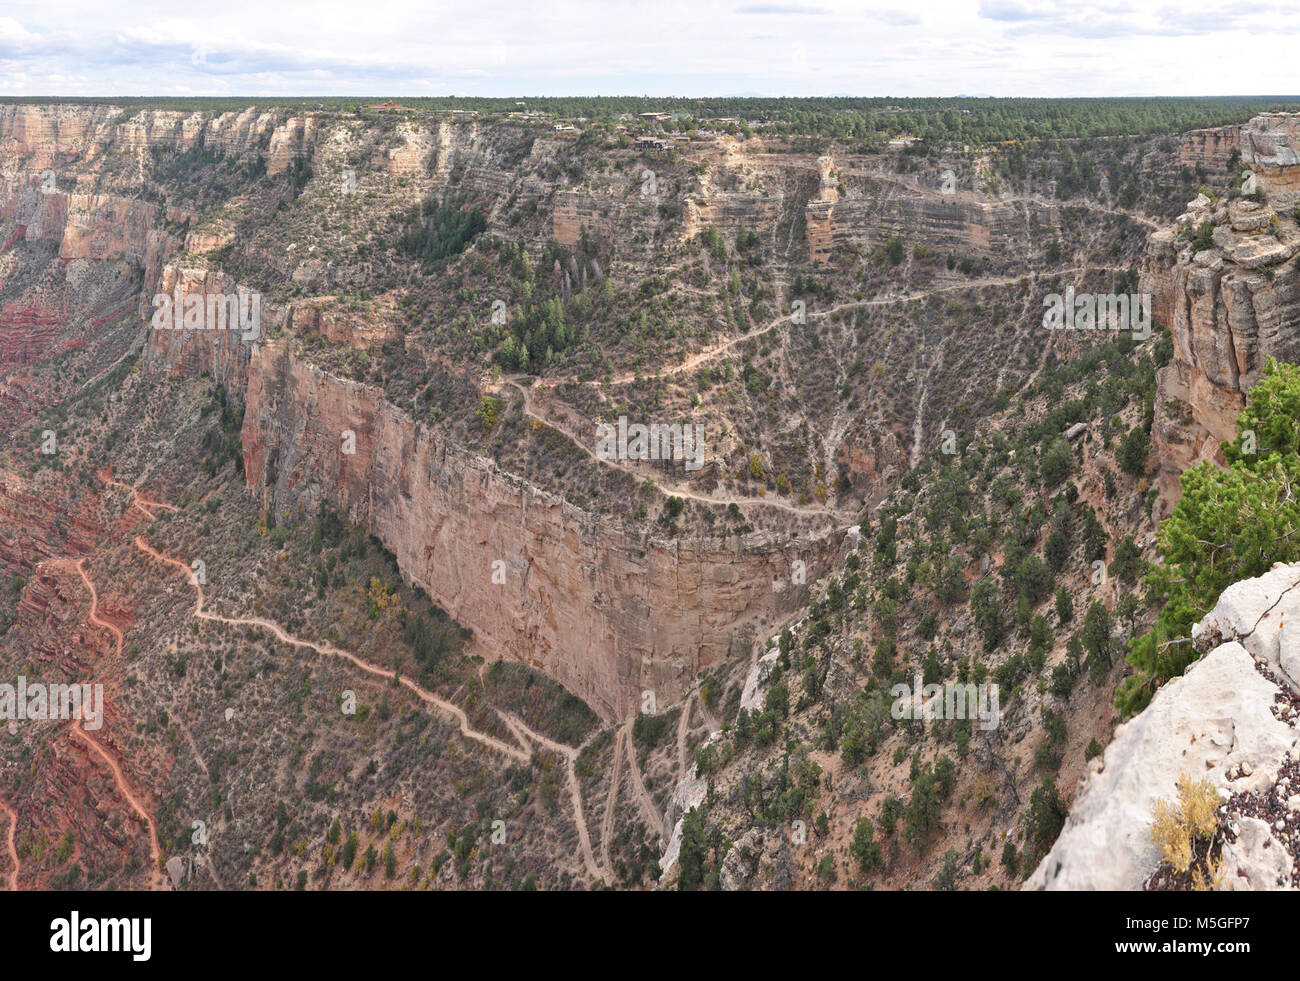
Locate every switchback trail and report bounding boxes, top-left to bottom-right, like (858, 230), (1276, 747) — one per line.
(131, 500), (612, 884)
(676, 694), (693, 782)
(600, 726), (625, 871)
(69, 724), (164, 882)
(623, 725), (666, 840)
(506, 264), (1127, 524)
(59, 557), (165, 885)
(533, 265), (1120, 393)
(135, 535), (529, 763)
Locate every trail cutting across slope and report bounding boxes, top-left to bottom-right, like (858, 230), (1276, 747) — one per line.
(69, 723), (164, 881)
(0, 800), (18, 890)
(600, 726), (625, 871)
(127, 484), (612, 885)
(534, 265), (1115, 393)
(507, 265), (1126, 524)
(135, 535), (529, 764)
(58, 557), (164, 886)
(624, 728), (667, 840)
(503, 377), (850, 521)
(676, 694), (693, 782)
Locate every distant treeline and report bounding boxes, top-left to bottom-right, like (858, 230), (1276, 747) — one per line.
(5, 95), (1300, 144)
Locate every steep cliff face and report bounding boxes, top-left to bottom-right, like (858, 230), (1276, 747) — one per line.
(1146, 113), (1300, 516)
(0, 101), (851, 723)
(0, 172), (167, 268)
(1240, 113), (1300, 207)
(0, 104), (315, 173)
(233, 340), (838, 720)
(553, 148), (1074, 265)
(827, 168), (1065, 262)
(139, 263), (842, 721)
(0, 101), (1166, 732)
(805, 156), (838, 264)
(1178, 124), (1240, 176)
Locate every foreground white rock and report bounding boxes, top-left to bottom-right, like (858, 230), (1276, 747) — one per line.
(1193, 562), (1300, 690)
(1028, 563), (1300, 891)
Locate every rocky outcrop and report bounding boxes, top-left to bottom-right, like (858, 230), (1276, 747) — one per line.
(553, 187), (668, 251)
(806, 156), (839, 264)
(0, 172), (172, 280)
(829, 171), (1062, 264)
(1028, 563), (1300, 891)
(658, 730), (719, 883)
(1145, 113), (1300, 516)
(1241, 113), (1300, 209)
(1192, 562), (1300, 691)
(1178, 125), (1240, 176)
(144, 266), (258, 395)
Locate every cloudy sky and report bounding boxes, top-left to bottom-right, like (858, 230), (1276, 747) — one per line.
(1, 0), (1296, 98)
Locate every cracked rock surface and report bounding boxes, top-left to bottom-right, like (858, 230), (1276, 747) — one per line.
(1028, 563), (1300, 890)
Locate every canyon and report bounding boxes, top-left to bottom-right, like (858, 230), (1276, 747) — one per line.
(0, 98), (1294, 891)
(0, 102), (1251, 719)
(7, 102), (1123, 722)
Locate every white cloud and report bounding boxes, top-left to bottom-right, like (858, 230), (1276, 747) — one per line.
(0, 0), (1294, 96)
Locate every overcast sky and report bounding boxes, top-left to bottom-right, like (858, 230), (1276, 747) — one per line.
(1, 0), (1296, 98)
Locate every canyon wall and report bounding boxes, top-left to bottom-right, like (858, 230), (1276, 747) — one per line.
(553, 150), (1060, 264)
(1240, 113), (1300, 208)
(239, 342), (838, 719)
(0, 171), (167, 269)
(1177, 124), (1240, 176)
(0, 101), (842, 722)
(144, 273), (841, 721)
(1145, 113), (1300, 515)
(828, 173), (1063, 261)
(0, 104), (315, 173)
(805, 156), (838, 264)
(552, 186), (675, 251)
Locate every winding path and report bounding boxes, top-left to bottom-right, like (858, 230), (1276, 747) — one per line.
(533, 265), (1117, 393)
(58, 557), (164, 885)
(676, 694), (693, 781)
(506, 264), (1128, 524)
(135, 536), (529, 765)
(69, 724), (163, 880)
(503, 377), (850, 521)
(623, 726), (667, 840)
(0, 800), (18, 890)
(128, 492), (613, 884)
(600, 726), (625, 872)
